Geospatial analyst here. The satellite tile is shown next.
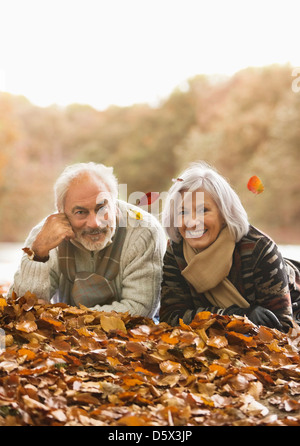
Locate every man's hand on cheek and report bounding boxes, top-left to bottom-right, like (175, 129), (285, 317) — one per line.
(31, 213), (75, 258)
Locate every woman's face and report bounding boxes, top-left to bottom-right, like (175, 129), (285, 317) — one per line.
(177, 188), (225, 251)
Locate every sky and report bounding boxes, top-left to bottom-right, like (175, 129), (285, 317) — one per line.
(0, 0), (299, 110)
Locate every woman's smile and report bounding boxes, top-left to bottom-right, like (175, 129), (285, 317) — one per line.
(178, 189), (225, 251)
(185, 228), (208, 239)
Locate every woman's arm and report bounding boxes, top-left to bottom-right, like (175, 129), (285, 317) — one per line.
(251, 238), (293, 331)
(160, 243), (200, 326)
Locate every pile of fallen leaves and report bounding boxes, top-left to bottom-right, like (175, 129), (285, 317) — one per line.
(0, 291), (300, 426)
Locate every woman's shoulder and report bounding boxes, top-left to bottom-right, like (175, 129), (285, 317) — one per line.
(239, 225), (275, 247)
(237, 225), (280, 265)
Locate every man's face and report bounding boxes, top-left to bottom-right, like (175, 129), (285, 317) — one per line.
(63, 173), (116, 251)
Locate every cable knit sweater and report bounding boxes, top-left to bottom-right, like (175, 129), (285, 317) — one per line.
(9, 200), (166, 318)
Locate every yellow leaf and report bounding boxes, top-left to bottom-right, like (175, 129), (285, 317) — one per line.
(100, 314), (127, 334)
(129, 208), (143, 220)
(0, 297), (7, 308)
(76, 327), (96, 337)
(107, 356), (121, 367)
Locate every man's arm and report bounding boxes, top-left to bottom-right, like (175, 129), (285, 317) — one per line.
(8, 217), (66, 301)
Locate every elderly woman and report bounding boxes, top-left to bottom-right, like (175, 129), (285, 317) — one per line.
(160, 162), (300, 332)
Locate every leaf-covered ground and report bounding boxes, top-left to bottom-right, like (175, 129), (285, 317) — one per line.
(0, 291), (300, 426)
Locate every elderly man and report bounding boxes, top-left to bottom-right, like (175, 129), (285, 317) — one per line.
(9, 162), (166, 318)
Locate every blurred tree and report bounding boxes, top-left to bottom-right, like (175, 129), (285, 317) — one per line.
(0, 65), (299, 243)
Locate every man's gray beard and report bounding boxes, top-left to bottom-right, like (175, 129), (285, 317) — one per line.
(75, 227), (115, 251)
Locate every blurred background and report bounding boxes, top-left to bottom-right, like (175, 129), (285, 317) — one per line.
(0, 0), (299, 287)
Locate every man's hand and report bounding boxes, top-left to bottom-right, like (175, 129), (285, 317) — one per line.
(31, 213), (75, 258)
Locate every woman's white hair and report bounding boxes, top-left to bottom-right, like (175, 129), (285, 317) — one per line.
(54, 162), (118, 211)
(162, 161), (249, 243)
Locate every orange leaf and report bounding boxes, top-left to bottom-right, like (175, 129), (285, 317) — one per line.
(227, 331), (256, 346)
(208, 363), (227, 376)
(161, 332), (179, 345)
(247, 175), (264, 195)
(76, 327), (96, 337)
(18, 366), (48, 376)
(0, 297), (7, 308)
(18, 348), (36, 360)
(195, 311), (212, 320)
(226, 319), (253, 334)
(118, 415), (145, 426)
(179, 318), (192, 331)
(254, 370), (275, 386)
(266, 340), (285, 353)
(107, 356), (121, 367)
(123, 377), (144, 387)
(40, 315), (66, 331)
(135, 366), (156, 376)
(257, 325), (274, 342)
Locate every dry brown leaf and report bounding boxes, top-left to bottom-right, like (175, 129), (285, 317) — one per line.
(1, 294), (300, 426)
(15, 320), (37, 333)
(100, 314), (127, 334)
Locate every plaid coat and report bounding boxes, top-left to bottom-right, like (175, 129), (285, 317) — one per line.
(159, 225), (300, 331)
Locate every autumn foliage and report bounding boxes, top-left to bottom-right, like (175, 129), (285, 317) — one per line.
(0, 291), (300, 426)
(1, 65), (300, 244)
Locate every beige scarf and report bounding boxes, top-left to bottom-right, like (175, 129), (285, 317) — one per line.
(181, 226), (250, 309)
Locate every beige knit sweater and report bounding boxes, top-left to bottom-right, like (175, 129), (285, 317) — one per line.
(9, 200), (166, 318)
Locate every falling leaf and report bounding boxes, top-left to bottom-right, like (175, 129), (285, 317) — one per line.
(22, 247), (34, 257)
(247, 175), (264, 194)
(136, 192), (160, 206)
(128, 209), (143, 220)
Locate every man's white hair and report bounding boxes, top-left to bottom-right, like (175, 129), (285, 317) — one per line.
(54, 162), (118, 211)
(162, 161), (249, 243)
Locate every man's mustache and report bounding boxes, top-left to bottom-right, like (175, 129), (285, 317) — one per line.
(81, 227), (109, 236)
